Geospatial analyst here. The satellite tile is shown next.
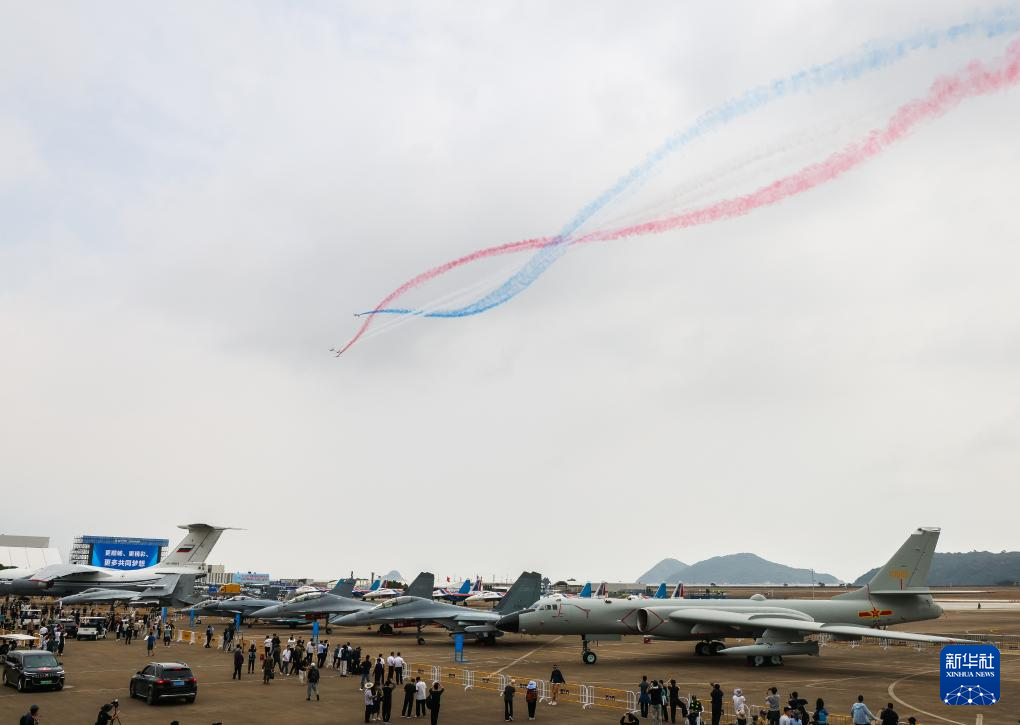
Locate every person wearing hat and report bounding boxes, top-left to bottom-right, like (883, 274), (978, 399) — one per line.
(503, 678), (516, 721)
(19, 704), (39, 725)
(307, 661), (321, 701)
(428, 681), (445, 725)
(364, 682), (377, 722)
(526, 680), (539, 720)
(734, 689), (748, 725)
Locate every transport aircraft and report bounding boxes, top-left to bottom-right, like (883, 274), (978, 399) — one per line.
(497, 528), (972, 666)
(333, 571), (541, 643)
(0, 524), (231, 597)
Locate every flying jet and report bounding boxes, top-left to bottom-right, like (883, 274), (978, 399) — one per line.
(497, 528), (973, 666)
(332, 571), (541, 644)
(0, 524), (232, 597)
(252, 573), (435, 633)
(58, 574), (201, 609)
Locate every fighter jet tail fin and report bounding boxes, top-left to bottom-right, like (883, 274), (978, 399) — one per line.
(835, 527), (940, 600)
(595, 582), (608, 598)
(653, 583), (667, 599)
(456, 579), (472, 595)
(162, 524), (235, 566)
(671, 582), (685, 599)
(496, 571), (542, 613)
(406, 572), (435, 598)
(578, 582), (592, 598)
(330, 578), (355, 597)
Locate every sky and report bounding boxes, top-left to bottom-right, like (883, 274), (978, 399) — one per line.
(1, 2), (1018, 585)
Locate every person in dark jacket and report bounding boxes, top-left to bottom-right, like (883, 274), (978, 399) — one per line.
(374, 655), (385, 687)
(307, 663), (321, 701)
(711, 683), (724, 725)
(247, 643), (257, 673)
(639, 676), (650, 718)
(19, 704), (39, 725)
(879, 703), (899, 725)
(428, 682), (445, 725)
(668, 680), (684, 724)
(503, 679), (516, 721)
(650, 680), (664, 724)
(402, 677), (417, 718)
(232, 646), (244, 679)
(382, 678), (394, 721)
(262, 654), (274, 684)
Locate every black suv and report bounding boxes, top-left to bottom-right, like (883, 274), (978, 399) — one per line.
(1, 650), (65, 692)
(129, 662), (197, 705)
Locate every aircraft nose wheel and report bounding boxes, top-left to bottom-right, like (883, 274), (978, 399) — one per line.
(582, 650), (597, 665)
(417, 637), (425, 645)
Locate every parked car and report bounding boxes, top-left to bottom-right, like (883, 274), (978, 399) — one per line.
(129, 662), (197, 705)
(76, 617), (107, 640)
(1, 650), (65, 692)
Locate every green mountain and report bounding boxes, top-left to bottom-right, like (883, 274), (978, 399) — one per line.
(854, 551), (1020, 586)
(639, 553), (838, 585)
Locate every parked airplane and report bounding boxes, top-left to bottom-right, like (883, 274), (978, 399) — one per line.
(464, 583), (504, 606)
(58, 574), (201, 609)
(352, 579), (382, 598)
(497, 528), (972, 666)
(363, 584), (404, 601)
(252, 574), (434, 633)
(0, 524), (232, 597)
(433, 578), (480, 603)
(181, 594), (284, 622)
(333, 571), (541, 644)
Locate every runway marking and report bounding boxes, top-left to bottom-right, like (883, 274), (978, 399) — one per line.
(887, 669), (964, 725)
(492, 636), (561, 675)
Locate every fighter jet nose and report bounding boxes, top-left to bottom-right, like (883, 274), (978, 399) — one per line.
(496, 612), (520, 633)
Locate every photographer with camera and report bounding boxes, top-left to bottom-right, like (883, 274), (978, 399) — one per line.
(95, 698), (121, 725)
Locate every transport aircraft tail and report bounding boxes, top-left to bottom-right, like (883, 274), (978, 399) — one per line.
(496, 571), (542, 613)
(835, 527), (940, 599)
(162, 524), (233, 566)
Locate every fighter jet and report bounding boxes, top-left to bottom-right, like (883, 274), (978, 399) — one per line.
(332, 571), (541, 644)
(251, 573), (434, 633)
(58, 574), (201, 609)
(433, 578), (480, 603)
(497, 528), (974, 666)
(0, 524), (232, 597)
(181, 594), (283, 622)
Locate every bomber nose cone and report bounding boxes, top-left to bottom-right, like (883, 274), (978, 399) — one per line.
(496, 612), (520, 633)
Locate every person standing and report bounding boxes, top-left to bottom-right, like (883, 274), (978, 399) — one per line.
(688, 695), (703, 725)
(387, 651), (396, 681)
(163, 623), (172, 647)
(649, 680), (664, 725)
(361, 655), (373, 690)
(710, 683), (723, 725)
(415, 676), (428, 718)
(340, 643), (350, 677)
(639, 676), (650, 718)
(548, 665), (565, 705)
(850, 696), (877, 725)
(262, 653), (274, 685)
(204, 624), (213, 648)
(734, 689), (748, 725)
(813, 699), (828, 725)
(281, 645), (292, 675)
(374, 654), (385, 687)
(503, 678), (516, 721)
(232, 645), (244, 679)
(307, 662), (321, 701)
(780, 707), (793, 725)
(146, 630), (156, 655)
(124, 621), (133, 645)
(879, 703), (898, 725)
(766, 688), (781, 725)
(247, 643), (257, 674)
(402, 676), (417, 718)
(382, 678), (395, 722)
(19, 704), (39, 725)
(525, 681), (538, 720)
(668, 680), (683, 724)
(428, 682), (444, 725)
(394, 651), (405, 684)
(364, 683), (377, 723)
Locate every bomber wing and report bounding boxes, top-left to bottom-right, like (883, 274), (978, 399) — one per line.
(665, 609), (974, 644)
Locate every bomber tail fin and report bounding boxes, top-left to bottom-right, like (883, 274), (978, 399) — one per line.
(406, 572), (435, 598)
(835, 527), (940, 599)
(162, 524), (235, 565)
(496, 571), (542, 613)
(330, 578), (355, 597)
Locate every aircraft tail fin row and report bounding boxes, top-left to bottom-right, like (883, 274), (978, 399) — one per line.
(835, 527), (940, 600)
(496, 571), (542, 614)
(330, 578), (356, 597)
(162, 524), (234, 566)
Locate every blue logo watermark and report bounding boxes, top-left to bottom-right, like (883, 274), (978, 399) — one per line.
(940, 645), (999, 706)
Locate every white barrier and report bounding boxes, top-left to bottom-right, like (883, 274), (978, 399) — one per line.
(580, 684), (594, 709)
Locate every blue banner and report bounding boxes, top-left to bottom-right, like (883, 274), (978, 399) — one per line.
(941, 645), (999, 706)
(90, 542), (160, 570)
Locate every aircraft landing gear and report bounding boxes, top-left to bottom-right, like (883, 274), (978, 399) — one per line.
(581, 638), (597, 665)
(694, 641), (725, 656)
(416, 624), (425, 645)
(747, 655), (783, 667)
(379, 624), (393, 635)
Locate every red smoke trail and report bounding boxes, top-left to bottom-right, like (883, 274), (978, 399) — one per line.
(337, 40), (1020, 355)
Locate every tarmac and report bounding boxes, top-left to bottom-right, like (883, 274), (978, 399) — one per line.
(0, 608), (1015, 725)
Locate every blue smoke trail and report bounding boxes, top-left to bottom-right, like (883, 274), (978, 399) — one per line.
(373, 8), (1020, 319)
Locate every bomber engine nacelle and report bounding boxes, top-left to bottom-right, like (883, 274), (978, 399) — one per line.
(635, 607), (736, 639)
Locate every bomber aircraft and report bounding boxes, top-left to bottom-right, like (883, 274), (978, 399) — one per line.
(497, 528), (972, 666)
(0, 524), (232, 597)
(333, 571), (541, 644)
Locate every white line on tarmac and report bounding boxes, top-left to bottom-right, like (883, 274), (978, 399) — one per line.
(887, 669), (964, 725)
(492, 637), (561, 675)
